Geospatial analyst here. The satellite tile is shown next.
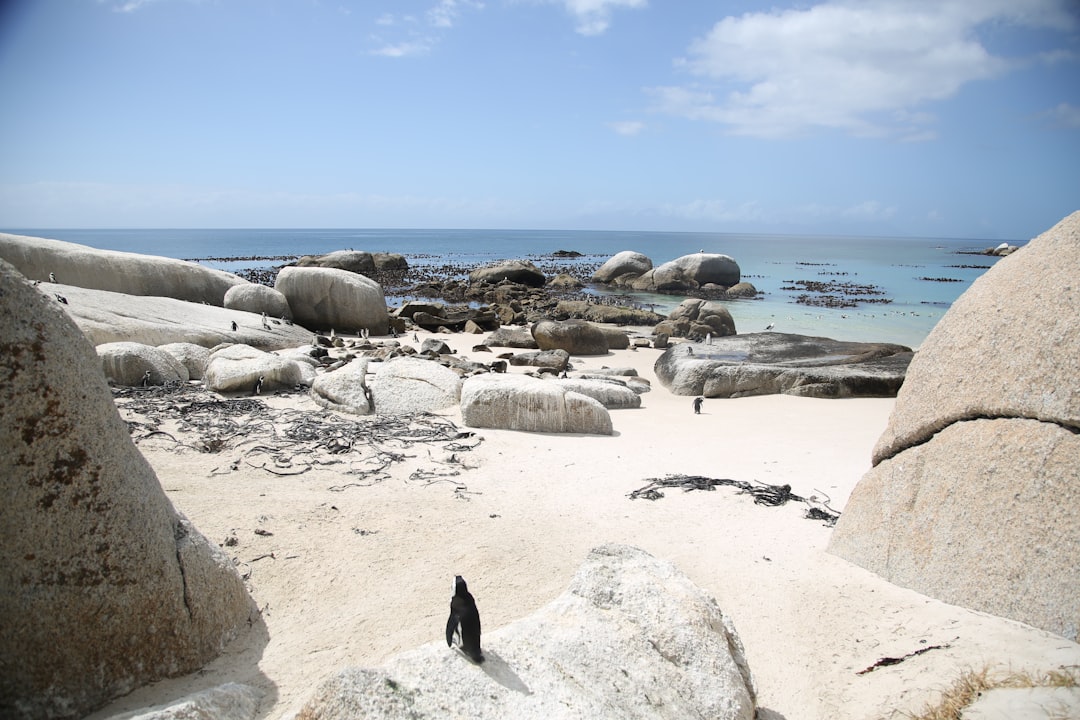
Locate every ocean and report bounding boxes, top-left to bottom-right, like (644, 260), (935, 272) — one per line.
(5, 227), (1016, 349)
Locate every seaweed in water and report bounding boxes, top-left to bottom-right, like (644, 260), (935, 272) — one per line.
(627, 473), (841, 526)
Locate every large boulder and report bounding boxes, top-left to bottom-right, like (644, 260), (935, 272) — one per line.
(483, 326), (539, 349)
(370, 357), (463, 415)
(0, 259), (255, 720)
(469, 260), (546, 287)
(97, 341), (190, 386)
(634, 253), (740, 294)
(460, 374), (612, 435)
(203, 344), (304, 394)
(551, 378), (642, 409)
(296, 250), (407, 273)
(531, 319), (609, 355)
(310, 358), (372, 415)
(591, 250), (653, 283)
(275, 266), (390, 335)
(158, 342), (212, 381)
(296, 545), (755, 720)
(554, 300), (666, 326)
(508, 349), (571, 372)
(654, 333), (912, 398)
(829, 211), (1080, 641)
(655, 298), (736, 339)
(44, 283), (314, 349)
(0, 233), (246, 305)
(223, 283), (292, 319)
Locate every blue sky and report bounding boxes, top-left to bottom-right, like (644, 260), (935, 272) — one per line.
(0, 0), (1077, 239)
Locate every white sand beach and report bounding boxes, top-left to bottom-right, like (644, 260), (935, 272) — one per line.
(87, 329), (1080, 720)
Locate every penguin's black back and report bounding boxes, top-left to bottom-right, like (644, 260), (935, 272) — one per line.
(446, 575), (483, 663)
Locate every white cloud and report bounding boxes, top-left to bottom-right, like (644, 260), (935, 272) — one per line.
(428, 0), (484, 29)
(557, 0), (646, 36)
(1043, 102), (1080, 128)
(609, 120), (645, 136)
(371, 1), (482, 58)
(651, 0), (1078, 138)
(369, 39), (433, 58)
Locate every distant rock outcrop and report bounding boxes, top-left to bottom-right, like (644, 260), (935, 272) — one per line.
(296, 544), (755, 720)
(295, 249), (408, 274)
(554, 300), (666, 327)
(275, 266), (390, 335)
(655, 298), (737, 340)
(0, 259), (255, 720)
(829, 211), (1080, 641)
(223, 283), (292, 319)
(460, 374), (613, 434)
(469, 260), (546, 287)
(634, 253), (740, 294)
(591, 250), (653, 283)
(654, 333), (912, 398)
(0, 233), (246, 305)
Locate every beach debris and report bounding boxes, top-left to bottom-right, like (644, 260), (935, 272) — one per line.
(855, 638), (957, 675)
(111, 381), (482, 490)
(627, 473), (841, 526)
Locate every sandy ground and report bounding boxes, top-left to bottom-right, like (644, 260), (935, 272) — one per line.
(88, 329), (1080, 720)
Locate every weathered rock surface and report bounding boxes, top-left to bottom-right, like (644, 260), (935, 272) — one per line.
(295, 250), (408, 273)
(0, 233), (246, 304)
(483, 327), (539, 349)
(204, 344), (304, 394)
(591, 250), (653, 283)
(223, 283), (292, 319)
(119, 683), (264, 720)
(829, 212), (1080, 641)
(508, 349), (571, 372)
(634, 253), (740, 294)
(97, 341), (190, 386)
(531, 319), (609, 355)
(44, 283), (313, 349)
(554, 300), (666, 326)
(460, 374), (613, 434)
(654, 333), (912, 398)
(370, 357), (463, 415)
(275, 266), (390, 336)
(0, 259), (255, 720)
(551, 378), (642, 409)
(158, 342), (212, 381)
(469, 260), (546, 287)
(296, 544), (755, 720)
(655, 298), (737, 340)
(310, 358), (372, 415)
(960, 685), (1080, 720)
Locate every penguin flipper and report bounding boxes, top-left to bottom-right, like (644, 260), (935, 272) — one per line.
(445, 612), (459, 648)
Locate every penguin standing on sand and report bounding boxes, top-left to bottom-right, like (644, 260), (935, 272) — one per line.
(49, 272), (56, 283)
(693, 396), (704, 414)
(253, 375), (264, 395)
(231, 320), (238, 332)
(141, 370), (152, 387)
(445, 575), (484, 663)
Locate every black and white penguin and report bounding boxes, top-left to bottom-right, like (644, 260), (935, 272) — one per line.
(49, 272), (56, 283)
(231, 320), (238, 332)
(445, 575), (483, 663)
(253, 375), (264, 395)
(693, 396), (704, 414)
(141, 370), (152, 387)
(54, 293), (68, 304)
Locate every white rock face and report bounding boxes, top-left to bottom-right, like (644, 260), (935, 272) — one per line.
(460, 374), (613, 435)
(121, 682), (264, 720)
(296, 544), (756, 720)
(311, 358), (372, 415)
(551, 378), (642, 409)
(223, 283), (292, 319)
(158, 342), (212, 381)
(98, 341), (190, 386)
(370, 357), (462, 415)
(275, 266), (390, 335)
(204, 344), (303, 394)
(0, 233), (246, 304)
(591, 250), (653, 283)
(0, 259), (255, 720)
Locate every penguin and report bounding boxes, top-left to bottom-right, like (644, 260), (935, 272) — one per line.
(687, 346), (694, 355)
(693, 396), (704, 414)
(231, 320), (238, 332)
(141, 370), (152, 387)
(49, 272), (56, 283)
(54, 293), (68, 304)
(253, 375), (264, 395)
(413, 333), (419, 343)
(764, 323), (775, 331)
(445, 575), (483, 663)
(261, 313), (270, 330)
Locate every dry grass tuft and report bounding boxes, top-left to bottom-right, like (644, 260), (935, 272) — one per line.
(904, 665), (1080, 720)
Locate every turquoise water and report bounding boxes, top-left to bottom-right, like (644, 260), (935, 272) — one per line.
(5, 228), (1014, 349)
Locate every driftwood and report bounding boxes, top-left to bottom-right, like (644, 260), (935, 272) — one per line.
(112, 382), (482, 490)
(628, 473), (841, 526)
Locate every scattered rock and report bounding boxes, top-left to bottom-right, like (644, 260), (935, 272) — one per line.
(460, 374), (612, 434)
(295, 545), (755, 720)
(97, 341), (190, 386)
(0, 259), (255, 720)
(654, 333), (912, 398)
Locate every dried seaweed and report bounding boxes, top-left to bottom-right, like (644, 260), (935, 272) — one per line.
(112, 382), (481, 487)
(627, 473), (841, 526)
